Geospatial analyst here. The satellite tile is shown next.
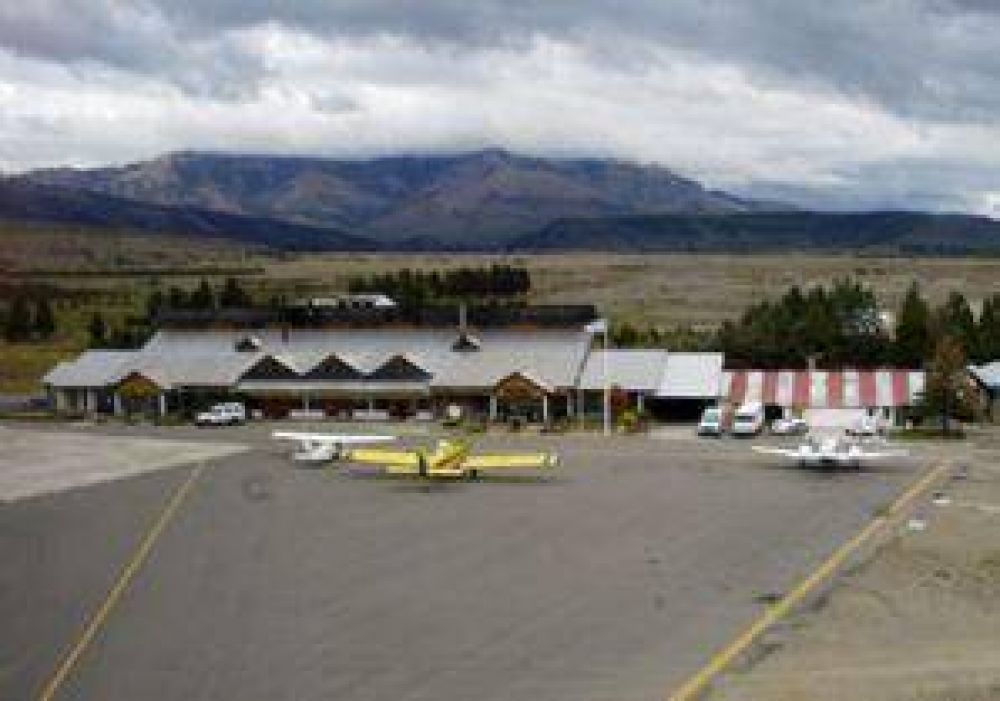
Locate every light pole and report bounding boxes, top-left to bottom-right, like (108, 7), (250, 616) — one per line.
(603, 325), (610, 436)
(585, 318), (611, 435)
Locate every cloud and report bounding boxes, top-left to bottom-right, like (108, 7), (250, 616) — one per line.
(0, 1), (998, 214)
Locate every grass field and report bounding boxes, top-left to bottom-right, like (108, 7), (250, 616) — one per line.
(5, 225), (1000, 392)
(259, 252), (1000, 328)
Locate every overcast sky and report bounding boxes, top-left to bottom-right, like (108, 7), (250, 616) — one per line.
(1, 1), (998, 214)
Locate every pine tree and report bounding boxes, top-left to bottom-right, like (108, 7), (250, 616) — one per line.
(219, 277), (250, 308)
(920, 335), (978, 434)
(167, 286), (187, 309)
(33, 297), (56, 339)
(146, 289), (165, 322)
(4, 295), (32, 342)
(894, 281), (931, 366)
(189, 279), (216, 310)
(88, 311), (107, 348)
(934, 291), (977, 359)
(977, 293), (1000, 363)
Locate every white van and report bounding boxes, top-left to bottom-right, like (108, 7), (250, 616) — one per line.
(731, 401), (765, 437)
(697, 406), (725, 436)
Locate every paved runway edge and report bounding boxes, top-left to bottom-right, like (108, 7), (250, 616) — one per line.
(666, 459), (954, 701)
(35, 462), (208, 701)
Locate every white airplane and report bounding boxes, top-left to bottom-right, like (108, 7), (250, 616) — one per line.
(752, 435), (908, 469)
(272, 431), (397, 464)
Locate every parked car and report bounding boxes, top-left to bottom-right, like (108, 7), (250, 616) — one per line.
(771, 416), (808, 435)
(731, 401), (765, 437)
(195, 402), (246, 426)
(697, 406), (725, 436)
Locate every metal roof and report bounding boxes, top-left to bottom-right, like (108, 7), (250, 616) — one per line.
(723, 369), (925, 408)
(42, 350), (137, 388)
(656, 353), (725, 398)
(578, 350), (669, 392)
(43, 349), (260, 390)
(47, 328), (591, 391)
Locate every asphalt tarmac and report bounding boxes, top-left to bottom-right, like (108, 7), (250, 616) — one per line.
(1, 426), (927, 701)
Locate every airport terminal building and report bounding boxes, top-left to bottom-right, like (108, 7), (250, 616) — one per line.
(42, 308), (925, 426)
(43, 299), (736, 424)
(43, 326), (601, 422)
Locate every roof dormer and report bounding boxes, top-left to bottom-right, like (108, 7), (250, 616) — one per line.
(451, 332), (481, 352)
(235, 335), (262, 352)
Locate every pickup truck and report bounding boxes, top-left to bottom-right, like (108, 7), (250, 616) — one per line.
(195, 402), (246, 426)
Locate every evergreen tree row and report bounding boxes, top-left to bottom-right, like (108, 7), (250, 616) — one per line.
(147, 277), (252, 318)
(720, 279), (998, 368)
(347, 265), (530, 303)
(2, 295), (56, 342)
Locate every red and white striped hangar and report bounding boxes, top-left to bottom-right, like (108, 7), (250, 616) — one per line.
(723, 369), (925, 426)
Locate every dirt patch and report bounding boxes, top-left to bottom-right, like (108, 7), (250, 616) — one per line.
(708, 437), (1000, 701)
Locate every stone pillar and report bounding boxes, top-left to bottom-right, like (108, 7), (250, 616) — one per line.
(86, 389), (98, 415)
(303, 394), (311, 412)
(566, 392), (574, 418)
(542, 394), (550, 424)
(489, 395), (498, 422)
(54, 389), (68, 413)
(113, 393), (123, 417)
(158, 393), (167, 417)
(637, 393), (645, 413)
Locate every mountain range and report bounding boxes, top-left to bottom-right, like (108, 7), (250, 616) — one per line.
(4, 149), (1000, 253)
(9, 149), (779, 247)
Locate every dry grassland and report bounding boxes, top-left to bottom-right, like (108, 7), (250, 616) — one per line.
(261, 252), (1000, 328)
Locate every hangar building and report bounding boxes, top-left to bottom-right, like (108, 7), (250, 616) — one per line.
(723, 368), (926, 427)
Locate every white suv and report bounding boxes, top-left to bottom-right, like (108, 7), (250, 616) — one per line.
(195, 402), (246, 426)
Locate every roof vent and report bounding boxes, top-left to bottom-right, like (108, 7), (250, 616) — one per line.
(235, 335), (262, 352)
(452, 332), (481, 352)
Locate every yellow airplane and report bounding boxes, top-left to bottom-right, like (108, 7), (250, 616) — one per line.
(345, 439), (559, 480)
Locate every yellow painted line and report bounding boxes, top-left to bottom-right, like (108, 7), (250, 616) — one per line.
(37, 462), (207, 701)
(666, 459), (951, 701)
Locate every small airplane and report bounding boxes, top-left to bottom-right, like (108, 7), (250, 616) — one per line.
(752, 435), (908, 469)
(272, 431), (397, 464)
(345, 439), (559, 480)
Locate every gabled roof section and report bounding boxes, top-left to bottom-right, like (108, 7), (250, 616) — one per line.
(42, 350), (137, 388)
(137, 327), (591, 389)
(579, 350), (668, 392)
(240, 355), (300, 381)
(303, 353), (364, 380)
(117, 370), (168, 394)
(494, 371), (555, 396)
(656, 353), (724, 398)
(367, 355), (432, 381)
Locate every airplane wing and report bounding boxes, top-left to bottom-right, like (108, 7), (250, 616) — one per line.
(855, 449), (909, 460)
(461, 452), (559, 470)
(751, 446), (803, 458)
(345, 448), (421, 468)
(272, 432), (396, 444)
